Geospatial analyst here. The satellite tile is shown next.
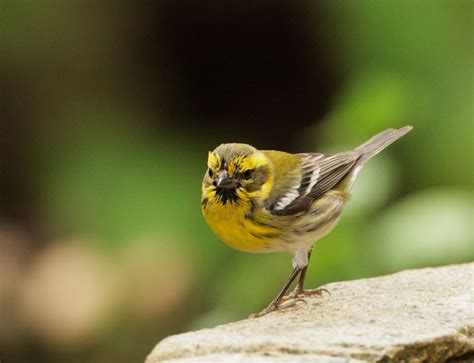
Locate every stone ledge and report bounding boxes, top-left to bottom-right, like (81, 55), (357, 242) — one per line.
(146, 263), (474, 362)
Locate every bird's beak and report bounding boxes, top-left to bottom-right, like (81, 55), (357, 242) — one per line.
(216, 171), (240, 189)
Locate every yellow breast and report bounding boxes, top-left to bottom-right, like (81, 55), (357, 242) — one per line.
(202, 201), (279, 253)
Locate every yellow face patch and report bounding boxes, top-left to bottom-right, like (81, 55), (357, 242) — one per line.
(228, 160), (236, 175)
(244, 153), (267, 170)
(228, 155), (246, 175)
(207, 150), (267, 176)
(229, 154), (262, 175)
(207, 151), (221, 171)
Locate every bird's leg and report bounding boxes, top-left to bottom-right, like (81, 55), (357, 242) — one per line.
(250, 266), (302, 318)
(285, 249), (330, 300)
(293, 249), (312, 296)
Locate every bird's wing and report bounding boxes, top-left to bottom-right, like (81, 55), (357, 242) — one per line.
(268, 152), (360, 216)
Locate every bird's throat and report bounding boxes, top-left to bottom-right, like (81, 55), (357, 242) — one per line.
(215, 187), (240, 204)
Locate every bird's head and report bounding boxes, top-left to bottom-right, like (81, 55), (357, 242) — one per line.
(202, 143), (273, 205)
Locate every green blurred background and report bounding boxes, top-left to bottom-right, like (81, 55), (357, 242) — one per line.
(0, 1), (472, 362)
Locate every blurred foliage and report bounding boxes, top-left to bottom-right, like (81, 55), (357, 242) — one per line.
(0, 1), (473, 362)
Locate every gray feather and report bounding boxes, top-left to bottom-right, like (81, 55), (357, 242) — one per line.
(270, 126), (413, 216)
(355, 125), (413, 164)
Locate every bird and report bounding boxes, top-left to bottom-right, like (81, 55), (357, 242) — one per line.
(201, 126), (413, 317)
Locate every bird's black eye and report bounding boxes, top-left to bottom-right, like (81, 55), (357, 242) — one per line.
(243, 169), (253, 180)
(208, 169), (214, 177)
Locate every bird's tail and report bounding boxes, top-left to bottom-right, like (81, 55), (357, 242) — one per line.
(343, 125), (413, 189)
(355, 125), (413, 164)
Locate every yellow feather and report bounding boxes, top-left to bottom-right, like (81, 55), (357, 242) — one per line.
(202, 199), (278, 253)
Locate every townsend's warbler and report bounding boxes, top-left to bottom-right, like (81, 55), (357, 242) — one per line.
(201, 126), (412, 316)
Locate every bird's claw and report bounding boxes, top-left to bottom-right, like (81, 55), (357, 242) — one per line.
(280, 287), (330, 303)
(249, 298), (306, 318)
(248, 303), (279, 318)
(250, 289), (327, 318)
(301, 287), (331, 297)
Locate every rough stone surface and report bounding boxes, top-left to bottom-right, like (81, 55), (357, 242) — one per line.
(147, 263), (474, 362)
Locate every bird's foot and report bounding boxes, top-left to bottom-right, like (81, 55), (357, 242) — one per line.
(281, 287), (330, 303)
(249, 298), (307, 318)
(248, 303), (279, 318)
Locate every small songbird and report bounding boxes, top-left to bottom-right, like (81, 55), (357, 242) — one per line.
(201, 126), (412, 317)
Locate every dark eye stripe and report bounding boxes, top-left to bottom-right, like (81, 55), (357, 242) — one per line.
(243, 169), (254, 179)
(244, 166), (269, 192)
